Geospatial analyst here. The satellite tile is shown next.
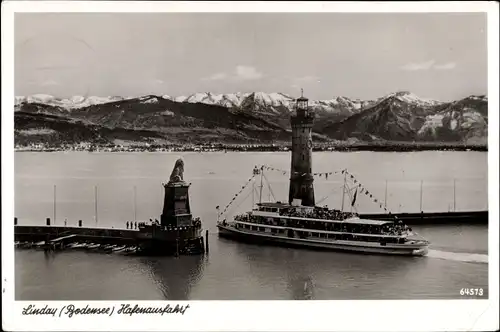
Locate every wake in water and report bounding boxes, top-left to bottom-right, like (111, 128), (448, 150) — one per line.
(427, 249), (488, 264)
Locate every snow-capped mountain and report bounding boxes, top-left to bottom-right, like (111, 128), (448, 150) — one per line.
(14, 94), (133, 110)
(417, 95), (488, 143)
(379, 91), (442, 107)
(163, 92), (296, 110)
(321, 93), (487, 143)
(14, 91), (487, 145)
(14, 91), (444, 115)
(168, 92), (378, 115)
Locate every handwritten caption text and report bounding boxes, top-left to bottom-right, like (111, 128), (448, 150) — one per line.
(22, 304), (190, 318)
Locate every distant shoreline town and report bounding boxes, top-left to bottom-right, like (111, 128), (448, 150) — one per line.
(14, 142), (487, 153)
(15, 91), (488, 151)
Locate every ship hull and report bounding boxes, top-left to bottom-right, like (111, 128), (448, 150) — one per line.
(217, 225), (428, 256)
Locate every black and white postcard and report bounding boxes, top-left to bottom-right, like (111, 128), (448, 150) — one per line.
(2, 1), (499, 331)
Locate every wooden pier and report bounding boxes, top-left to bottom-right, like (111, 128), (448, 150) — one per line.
(14, 223), (205, 255)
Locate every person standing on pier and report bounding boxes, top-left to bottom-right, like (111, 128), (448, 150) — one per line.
(64, 218), (67, 227)
(134, 221), (137, 229)
(126, 221), (129, 229)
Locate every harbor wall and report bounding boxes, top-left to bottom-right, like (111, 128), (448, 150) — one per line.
(14, 224), (202, 246)
(359, 210), (488, 225)
(15, 225), (139, 245)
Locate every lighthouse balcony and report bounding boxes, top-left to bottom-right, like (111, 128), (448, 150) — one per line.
(291, 114), (315, 125)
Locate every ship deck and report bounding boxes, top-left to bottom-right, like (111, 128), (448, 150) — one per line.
(217, 224), (428, 256)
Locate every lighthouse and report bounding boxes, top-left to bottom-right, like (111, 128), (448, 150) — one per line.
(288, 89), (315, 207)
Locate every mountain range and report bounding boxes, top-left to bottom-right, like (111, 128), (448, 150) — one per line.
(14, 91), (488, 147)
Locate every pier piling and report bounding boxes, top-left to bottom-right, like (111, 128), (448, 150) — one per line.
(175, 238), (179, 257)
(14, 217), (18, 225)
(46, 218), (51, 226)
(205, 229), (209, 253)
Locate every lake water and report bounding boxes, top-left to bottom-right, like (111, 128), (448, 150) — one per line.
(14, 151), (489, 300)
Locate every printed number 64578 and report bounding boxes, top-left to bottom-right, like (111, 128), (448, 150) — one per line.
(460, 288), (484, 296)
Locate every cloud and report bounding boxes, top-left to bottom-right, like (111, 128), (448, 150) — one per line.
(154, 79), (164, 84)
(434, 62), (457, 70)
(400, 60), (436, 71)
(400, 60), (458, 71)
(202, 72), (227, 81)
(40, 80), (59, 86)
(293, 76), (321, 84)
(235, 65), (263, 80)
(202, 66), (263, 82)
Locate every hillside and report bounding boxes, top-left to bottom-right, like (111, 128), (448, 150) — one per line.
(14, 111), (165, 146)
(15, 95), (293, 145)
(14, 91), (488, 147)
(320, 92), (487, 144)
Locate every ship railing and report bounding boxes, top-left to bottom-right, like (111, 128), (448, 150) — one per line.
(234, 220), (412, 239)
(243, 215), (415, 238)
(238, 212), (415, 237)
(234, 214), (250, 222)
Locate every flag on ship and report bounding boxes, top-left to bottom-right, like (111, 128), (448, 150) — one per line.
(351, 189), (358, 206)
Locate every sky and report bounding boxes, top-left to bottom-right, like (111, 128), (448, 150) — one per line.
(14, 12), (487, 101)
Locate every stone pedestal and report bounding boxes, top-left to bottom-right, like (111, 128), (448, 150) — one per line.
(161, 181), (193, 228)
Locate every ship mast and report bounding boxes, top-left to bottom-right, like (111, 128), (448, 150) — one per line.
(252, 178), (255, 209)
(53, 185), (57, 225)
(384, 180), (388, 208)
(134, 185), (137, 222)
(453, 179), (456, 211)
(340, 172), (347, 212)
(420, 180), (423, 212)
(94, 185), (98, 225)
(259, 167), (264, 204)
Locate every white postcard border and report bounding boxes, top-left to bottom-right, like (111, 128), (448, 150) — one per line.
(2, 1), (499, 331)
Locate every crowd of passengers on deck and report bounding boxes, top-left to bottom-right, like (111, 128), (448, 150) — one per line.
(381, 221), (412, 236)
(279, 207), (358, 221)
(234, 213), (412, 237)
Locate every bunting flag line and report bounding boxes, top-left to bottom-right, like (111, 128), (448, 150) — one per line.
(225, 165), (395, 217)
(220, 173), (258, 215)
(342, 169), (397, 216)
(259, 165), (343, 178)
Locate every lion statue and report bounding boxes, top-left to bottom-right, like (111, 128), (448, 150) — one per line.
(168, 158), (185, 183)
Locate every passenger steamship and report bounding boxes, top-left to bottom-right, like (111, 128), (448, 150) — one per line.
(216, 91), (429, 256)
